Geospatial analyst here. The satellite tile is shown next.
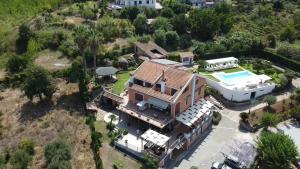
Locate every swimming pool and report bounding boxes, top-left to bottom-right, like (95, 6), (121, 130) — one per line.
(213, 71), (255, 84)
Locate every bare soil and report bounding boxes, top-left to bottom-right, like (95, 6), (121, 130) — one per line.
(0, 79), (95, 169)
(34, 50), (72, 72)
(249, 99), (292, 126)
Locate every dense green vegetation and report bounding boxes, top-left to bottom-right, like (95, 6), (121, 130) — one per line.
(257, 132), (299, 169)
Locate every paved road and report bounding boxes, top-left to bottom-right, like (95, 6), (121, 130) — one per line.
(174, 111), (256, 169)
(278, 120), (300, 152)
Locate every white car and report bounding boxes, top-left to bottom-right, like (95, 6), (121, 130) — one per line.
(211, 162), (232, 169)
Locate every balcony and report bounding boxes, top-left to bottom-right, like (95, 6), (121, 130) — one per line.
(117, 99), (173, 129)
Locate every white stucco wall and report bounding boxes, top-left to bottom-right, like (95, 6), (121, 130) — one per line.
(124, 0), (156, 8)
(205, 78), (276, 102)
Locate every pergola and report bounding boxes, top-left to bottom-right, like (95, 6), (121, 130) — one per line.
(141, 129), (170, 148)
(95, 66), (118, 82)
(176, 99), (214, 127)
(205, 57), (238, 71)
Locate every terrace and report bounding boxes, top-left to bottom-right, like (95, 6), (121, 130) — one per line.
(117, 94), (173, 129)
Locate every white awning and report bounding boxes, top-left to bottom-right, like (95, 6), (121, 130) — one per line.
(147, 97), (169, 109)
(206, 57), (238, 64)
(141, 129), (170, 147)
(176, 99), (213, 127)
(257, 74), (272, 82)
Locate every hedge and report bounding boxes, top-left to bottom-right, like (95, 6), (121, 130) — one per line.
(201, 49), (300, 72)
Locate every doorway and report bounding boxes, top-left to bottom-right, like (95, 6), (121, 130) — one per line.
(250, 92), (256, 99)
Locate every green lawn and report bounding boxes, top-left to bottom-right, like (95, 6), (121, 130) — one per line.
(222, 67), (244, 73)
(111, 70), (131, 95)
(94, 120), (110, 143)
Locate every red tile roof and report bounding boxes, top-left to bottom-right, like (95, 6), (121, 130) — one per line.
(133, 60), (193, 90)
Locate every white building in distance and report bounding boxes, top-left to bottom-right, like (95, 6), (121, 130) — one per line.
(111, 0), (163, 9)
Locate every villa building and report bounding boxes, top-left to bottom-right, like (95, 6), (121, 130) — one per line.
(188, 0), (215, 8)
(111, 0), (163, 9)
(117, 60), (215, 167)
(201, 57), (276, 102)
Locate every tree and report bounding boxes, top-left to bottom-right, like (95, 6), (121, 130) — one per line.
(171, 14), (188, 34)
(220, 31), (258, 51)
(260, 112), (280, 129)
(256, 132), (299, 169)
(266, 34), (276, 48)
(87, 28), (102, 73)
(153, 30), (166, 47)
(160, 7), (174, 18)
(240, 112), (249, 122)
(193, 42), (207, 57)
(22, 66), (56, 101)
(16, 24), (34, 54)
(263, 95), (277, 108)
(189, 9), (220, 40)
(18, 139), (35, 156)
(6, 55), (30, 74)
(150, 17), (173, 32)
(133, 14), (148, 35)
(120, 6), (140, 21)
(44, 140), (71, 164)
(74, 26), (89, 73)
(280, 26), (296, 42)
(10, 150), (32, 169)
(273, 1), (284, 12)
(165, 31), (179, 49)
(46, 158), (71, 169)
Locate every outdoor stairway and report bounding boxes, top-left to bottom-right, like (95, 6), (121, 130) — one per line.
(207, 96), (225, 110)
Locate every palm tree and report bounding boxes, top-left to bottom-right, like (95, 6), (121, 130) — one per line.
(74, 26), (89, 73)
(87, 28), (102, 73)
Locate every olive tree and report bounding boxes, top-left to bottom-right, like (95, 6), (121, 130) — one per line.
(22, 66), (56, 101)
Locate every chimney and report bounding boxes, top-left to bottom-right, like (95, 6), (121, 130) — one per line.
(161, 70), (166, 94)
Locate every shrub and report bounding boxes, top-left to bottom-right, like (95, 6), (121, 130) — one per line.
(260, 112), (280, 128)
(46, 159), (71, 169)
(10, 150), (32, 169)
(6, 55), (30, 74)
(289, 106), (300, 123)
(280, 26), (296, 42)
(167, 53), (180, 62)
(212, 111), (222, 125)
(44, 140), (71, 164)
(18, 139), (35, 156)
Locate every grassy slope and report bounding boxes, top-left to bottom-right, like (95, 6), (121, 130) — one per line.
(0, 0), (66, 33)
(112, 71), (131, 94)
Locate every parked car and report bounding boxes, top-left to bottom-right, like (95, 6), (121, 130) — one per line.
(211, 161), (233, 169)
(295, 158), (300, 169)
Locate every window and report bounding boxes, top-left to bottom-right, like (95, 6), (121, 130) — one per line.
(139, 1), (142, 4)
(186, 95), (190, 105)
(134, 1), (137, 5)
(146, 0), (149, 4)
(134, 78), (143, 86)
(182, 57), (190, 62)
(196, 79), (199, 85)
(171, 88), (177, 96)
(183, 86), (189, 93)
(135, 93), (143, 101)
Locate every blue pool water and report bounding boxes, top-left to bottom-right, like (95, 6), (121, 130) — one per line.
(214, 71), (254, 84)
(222, 71), (252, 79)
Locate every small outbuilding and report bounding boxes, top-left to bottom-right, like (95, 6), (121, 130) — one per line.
(179, 52), (194, 66)
(96, 66), (118, 82)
